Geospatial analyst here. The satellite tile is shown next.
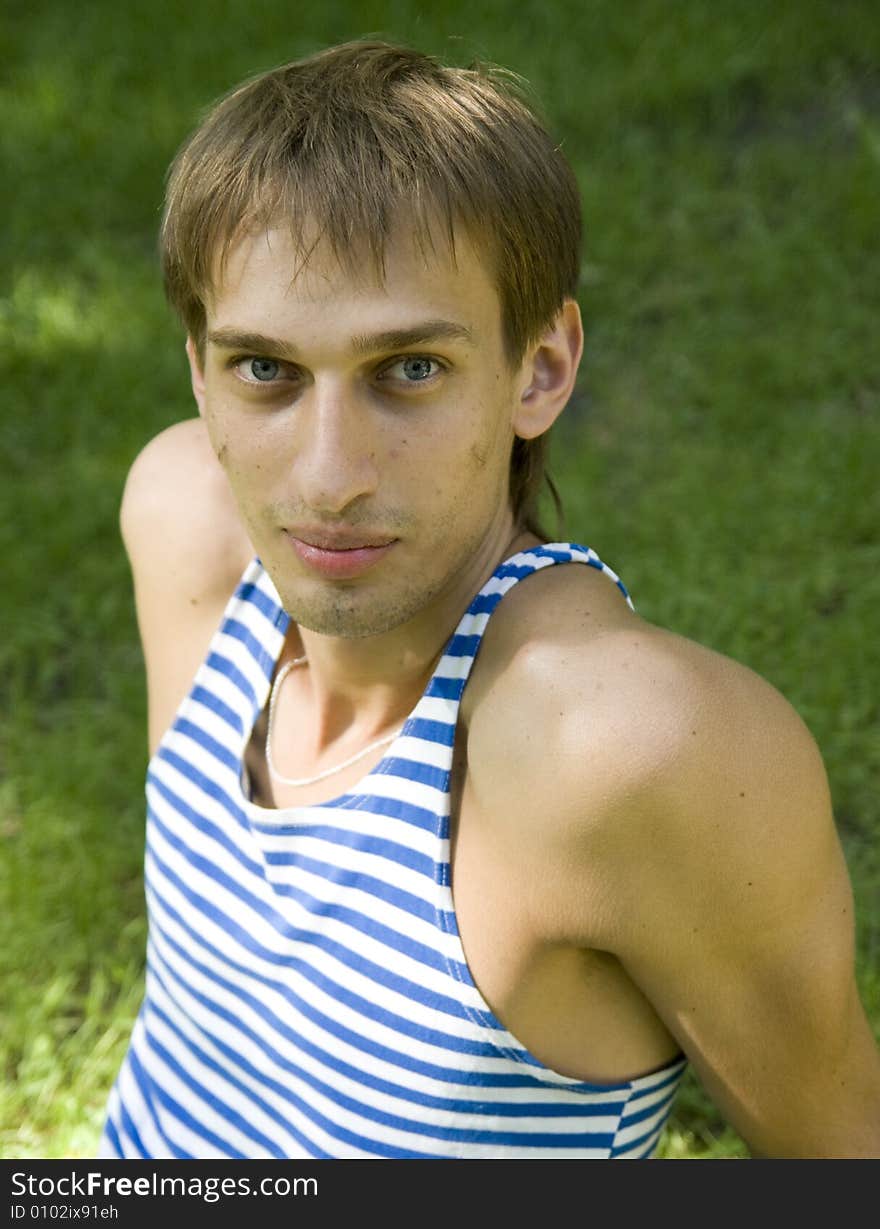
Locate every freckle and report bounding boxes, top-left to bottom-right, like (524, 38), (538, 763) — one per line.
(739, 792), (745, 798)
(469, 442), (488, 468)
(691, 730), (697, 736)
(747, 881), (753, 887)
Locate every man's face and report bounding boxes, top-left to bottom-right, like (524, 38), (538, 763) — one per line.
(192, 222), (528, 639)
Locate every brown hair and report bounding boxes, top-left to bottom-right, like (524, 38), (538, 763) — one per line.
(161, 39), (581, 535)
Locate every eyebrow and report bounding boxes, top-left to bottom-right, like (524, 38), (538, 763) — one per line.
(206, 320), (476, 358)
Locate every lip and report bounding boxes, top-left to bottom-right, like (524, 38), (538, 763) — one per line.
(286, 530), (397, 580)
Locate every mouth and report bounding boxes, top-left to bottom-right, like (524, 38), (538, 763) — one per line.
(284, 529), (398, 580)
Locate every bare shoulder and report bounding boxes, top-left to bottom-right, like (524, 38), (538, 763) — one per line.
(466, 559), (880, 1155)
(120, 418), (254, 752)
(120, 416), (253, 604)
(466, 555), (834, 897)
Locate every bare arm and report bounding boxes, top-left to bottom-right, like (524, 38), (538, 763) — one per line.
(607, 640), (880, 1157)
(119, 417), (254, 753)
(471, 585), (880, 1157)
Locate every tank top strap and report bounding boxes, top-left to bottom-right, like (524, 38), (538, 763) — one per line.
(196, 556), (291, 735)
(406, 541), (632, 736)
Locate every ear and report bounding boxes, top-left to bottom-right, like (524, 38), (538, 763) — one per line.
(512, 299), (583, 440)
(185, 336), (207, 416)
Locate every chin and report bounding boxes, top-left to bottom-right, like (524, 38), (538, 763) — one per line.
(271, 579), (416, 639)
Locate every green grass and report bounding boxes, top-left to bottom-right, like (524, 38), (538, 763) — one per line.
(2, 0), (878, 1159)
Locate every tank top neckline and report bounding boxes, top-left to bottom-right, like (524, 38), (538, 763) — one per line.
(237, 541), (623, 820)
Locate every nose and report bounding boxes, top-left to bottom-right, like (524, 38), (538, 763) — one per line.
(294, 380), (379, 515)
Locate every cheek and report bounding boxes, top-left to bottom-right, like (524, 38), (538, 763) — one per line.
(417, 405), (510, 502)
(467, 399), (514, 484)
(207, 404), (275, 474)
(468, 440), (490, 470)
(202, 409), (228, 462)
(206, 426), (268, 521)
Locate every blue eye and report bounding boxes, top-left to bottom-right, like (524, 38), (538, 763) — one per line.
(248, 358), (281, 381)
(401, 357), (435, 381)
(381, 356), (442, 383)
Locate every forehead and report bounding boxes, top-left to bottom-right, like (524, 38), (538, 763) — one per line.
(206, 220), (505, 348)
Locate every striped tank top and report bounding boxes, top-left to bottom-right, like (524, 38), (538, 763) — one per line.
(100, 542), (686, 1160)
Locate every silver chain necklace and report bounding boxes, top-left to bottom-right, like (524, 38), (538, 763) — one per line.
(265, 656), (403, 787)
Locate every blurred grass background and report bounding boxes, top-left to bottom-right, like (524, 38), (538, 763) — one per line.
(1, 0), (878, 1159)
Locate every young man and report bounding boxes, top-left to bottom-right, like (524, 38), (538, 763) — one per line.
(101, 40), (880, 1159)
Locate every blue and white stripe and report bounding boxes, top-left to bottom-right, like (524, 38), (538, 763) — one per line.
(101, 543), (686, 1159)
